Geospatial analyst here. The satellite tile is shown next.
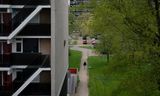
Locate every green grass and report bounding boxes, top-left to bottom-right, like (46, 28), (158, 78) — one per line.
(88, 56), (119, 96)
(80, 45), (95, 50)
(88, 56), (158, 96)
(69, 50), (82, 70)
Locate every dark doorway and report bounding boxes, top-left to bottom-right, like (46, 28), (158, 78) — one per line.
(23, 39), (38, 53)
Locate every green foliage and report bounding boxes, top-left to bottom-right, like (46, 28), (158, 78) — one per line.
(69, 2), (93, 36)
(80, 45), (94, 50)
(87, 0), (160, 95)
(69, 50), (82, 70)
(69, 13), (79, 34)
(88, 56), (159, 96)
(76, 13), (93, 36)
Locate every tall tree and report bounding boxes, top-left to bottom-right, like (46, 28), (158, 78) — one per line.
(89, 0), (160, 95)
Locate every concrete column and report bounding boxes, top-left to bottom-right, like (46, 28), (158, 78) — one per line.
(51, 0), (56, 95)
(51, 0), (68, 96)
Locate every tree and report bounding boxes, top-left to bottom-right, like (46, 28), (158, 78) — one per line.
(88, 0), (160, 95)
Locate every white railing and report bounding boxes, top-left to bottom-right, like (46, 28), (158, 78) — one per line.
(0, 5), (50, 40)
(12, 68), (50, 96)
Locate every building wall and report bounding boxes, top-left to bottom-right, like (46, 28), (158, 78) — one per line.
(40, 9), (50, 24)
(40, 71), (51, 83)
(60, 73), (68, 96)
(29, 14), (40, 23)
(51, 0), (68, 96)
(39, 39), (51, 55)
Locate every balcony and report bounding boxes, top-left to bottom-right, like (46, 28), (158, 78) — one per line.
(0, 0), (50, 39)
(0, 90), (11, 96)
(0, 53), (50, 95)
(0, 0), (50, 5)
(20, 83), (51, 95)
(18, 24), (51, 36)
(0, 24), (10, 36)
(0, 0), (10, 4)
(0, 54), (11, 67)
(0, 83), (51, 96)
(0, 53), (50, 67)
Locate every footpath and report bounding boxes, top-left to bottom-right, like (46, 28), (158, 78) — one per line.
(71, 46), (97, 96)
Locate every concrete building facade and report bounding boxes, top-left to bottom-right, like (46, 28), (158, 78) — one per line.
(0, 0), (68, 96)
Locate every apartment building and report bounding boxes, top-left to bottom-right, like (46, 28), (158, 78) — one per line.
(0, 0), (68, 96)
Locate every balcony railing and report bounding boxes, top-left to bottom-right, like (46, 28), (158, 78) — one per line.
(0, 0), (50, 5)
(0, 0), (50, 37)
(12, 7), (36, 31)
(0, 53), (50, 67)
(0, 53), (50, 95)
(18, 24), (51, 36)
(0, 90), (11, 96)
(0, 0), (10, 4)
(12, 54), (49, 94)
(20, 83), (51, 95)
(0, 54), (11, 67)
(0, 83), (51, 95)
(0, 54), (49, 95)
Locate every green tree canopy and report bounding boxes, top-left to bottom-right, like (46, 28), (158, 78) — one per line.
(88, 0), (160, 95)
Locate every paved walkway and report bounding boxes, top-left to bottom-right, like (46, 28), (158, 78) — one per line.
(71, 46), (97, 96)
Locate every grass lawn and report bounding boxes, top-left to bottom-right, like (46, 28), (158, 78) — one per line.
(69, 50), (82, 70)
(88, 56), (155, 96)
(88, 56), (111, 96)
(80, 45), (95, 50)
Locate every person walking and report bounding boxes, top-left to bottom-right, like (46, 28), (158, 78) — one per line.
(83, 61), (87, 69)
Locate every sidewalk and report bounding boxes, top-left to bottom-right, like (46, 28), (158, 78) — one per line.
(75, 47), (89, 96)
(71, 46), (97, 96)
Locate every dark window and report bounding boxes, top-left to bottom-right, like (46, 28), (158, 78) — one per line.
(0, 43), (2, 54)
(0, 8), (7, 12)
(23, 39), (38, 53)
(16, 43), (21, 52)
(16, 38), (22, 41)
(3, 42), (11, 53)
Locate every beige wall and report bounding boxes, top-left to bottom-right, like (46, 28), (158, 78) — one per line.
(40, 39), (51, 55)
(40, 9), (50, 24)
(40, 71), (51, 83)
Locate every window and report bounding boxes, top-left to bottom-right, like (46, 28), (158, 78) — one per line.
(16, 43), (21, 52)
(12, 39), (23, 53)
(16, 38), (22, 41)
(0, 9), (7, 12)
(23, 39), (38, 53)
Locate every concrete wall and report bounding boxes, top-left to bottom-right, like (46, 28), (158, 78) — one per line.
(39, 39), (51, 55)
(40, 9), (50, 24)
(40, 71), (51, 83)
(51, 0), (68, 96)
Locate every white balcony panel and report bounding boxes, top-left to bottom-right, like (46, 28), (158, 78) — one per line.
(12, 68), (50, 96)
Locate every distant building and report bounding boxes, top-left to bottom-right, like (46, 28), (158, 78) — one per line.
(0, 0), (68, 96)
(70, 0), (90, 16)
(70, 0), (89, 5)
